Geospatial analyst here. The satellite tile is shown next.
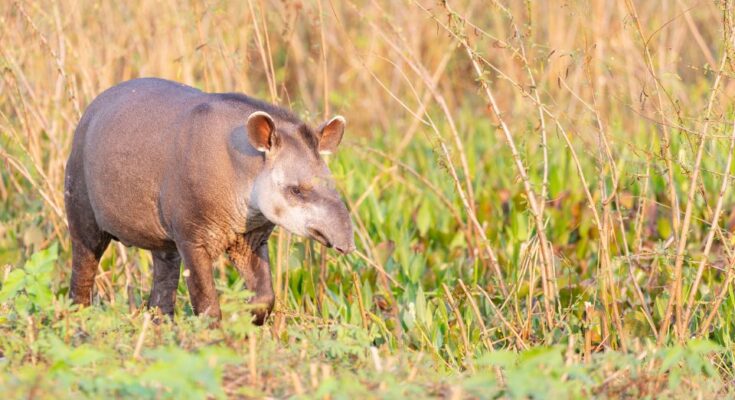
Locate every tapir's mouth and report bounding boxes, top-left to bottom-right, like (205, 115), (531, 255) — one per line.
(307, 227), (332, 248)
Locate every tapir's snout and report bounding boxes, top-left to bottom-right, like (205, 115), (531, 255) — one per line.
(306, 225), (355, 254)
(306, 196), (355, 254)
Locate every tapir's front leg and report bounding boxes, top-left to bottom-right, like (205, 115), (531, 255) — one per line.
(227, 232), (275, 325)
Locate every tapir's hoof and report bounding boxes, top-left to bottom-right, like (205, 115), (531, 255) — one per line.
(148, 309), (175, 325)
(249, 296), (275, 326)
(251, 311), (269, 326)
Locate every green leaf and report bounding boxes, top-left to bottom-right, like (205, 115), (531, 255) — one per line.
(0, 269), (26, 302)
(24, 242), (58, 275)
(68, 346), (106, 367)
(659, 347), (684, 372)
(687, 339), (721, 355)
(27, 279), (52, 309)
(415, 286), (427, 324)
(416, 200), (432, 236)
(478, 350), (516, 368)
(657, 218), (672, 239)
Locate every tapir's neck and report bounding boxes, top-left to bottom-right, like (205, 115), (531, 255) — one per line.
(232, 192), (271, 234)
(240, 220), (275, 250)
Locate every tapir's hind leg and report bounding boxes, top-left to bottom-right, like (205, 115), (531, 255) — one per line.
(65, 156), (111, 306)
(67, 203), (111, 306)
(69, 235), (110, 305)
(148, 250), (182, 317)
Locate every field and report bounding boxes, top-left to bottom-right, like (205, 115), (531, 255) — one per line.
(2, 0), (735, 398)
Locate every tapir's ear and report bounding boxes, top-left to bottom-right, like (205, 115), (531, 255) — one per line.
(247, 111), (276, 152)
(318, 115), (345, 155)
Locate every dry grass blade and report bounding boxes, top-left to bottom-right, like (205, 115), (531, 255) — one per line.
(441, 283), (474, 372)
(2, 0), (735, 397)
(659, 37), (730, 342)
(688, 114), (735, 329)
(426, 1), (556, 327)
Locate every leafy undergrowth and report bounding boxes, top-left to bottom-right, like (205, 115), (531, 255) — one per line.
(0, 244), (729, 399)
(2, 128), (734, 398)
(4, 0), (735, 398)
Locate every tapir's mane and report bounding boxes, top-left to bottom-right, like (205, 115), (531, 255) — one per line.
(217, 92), (303, 125)
(216, 92), (320, 157)
(296, 124), (320, 158)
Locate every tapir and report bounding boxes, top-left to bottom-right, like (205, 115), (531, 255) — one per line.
(64, 78), (355, 325)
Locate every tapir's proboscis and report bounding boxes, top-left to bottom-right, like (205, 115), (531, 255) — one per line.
(65, 78), (355, 325)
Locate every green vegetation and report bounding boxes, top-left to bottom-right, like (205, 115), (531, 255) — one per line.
(2, 0), (735, 398)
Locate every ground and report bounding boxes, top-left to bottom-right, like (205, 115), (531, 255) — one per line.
(1, 1), (735, 398)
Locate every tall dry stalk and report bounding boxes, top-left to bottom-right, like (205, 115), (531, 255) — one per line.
(659, 28), (731, 343)
(3, 0), (735, 357)
(426, 1), (557, 327)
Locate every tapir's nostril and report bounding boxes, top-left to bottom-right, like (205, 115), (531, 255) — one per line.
(335, 243), (355, 255)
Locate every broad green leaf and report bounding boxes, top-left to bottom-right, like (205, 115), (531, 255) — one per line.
(0, 269), (26, 302)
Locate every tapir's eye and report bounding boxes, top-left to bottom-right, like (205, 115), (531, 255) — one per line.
(288, 185), (304, 198)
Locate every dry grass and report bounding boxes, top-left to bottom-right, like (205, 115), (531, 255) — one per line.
(2, 0), (735, 397)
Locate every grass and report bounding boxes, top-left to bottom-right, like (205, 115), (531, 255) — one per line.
(2, 0), (735, 398)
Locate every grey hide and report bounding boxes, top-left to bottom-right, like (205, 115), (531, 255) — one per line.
(64, 78), (355, 325)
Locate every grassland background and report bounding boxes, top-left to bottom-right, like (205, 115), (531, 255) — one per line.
(2, 0), (735, 398)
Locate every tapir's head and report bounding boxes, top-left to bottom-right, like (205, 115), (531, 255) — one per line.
(247, 111), (355, 254)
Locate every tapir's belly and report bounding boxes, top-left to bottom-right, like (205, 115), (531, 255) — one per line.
(91, 184), (172, 251)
